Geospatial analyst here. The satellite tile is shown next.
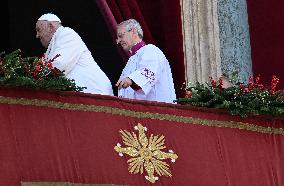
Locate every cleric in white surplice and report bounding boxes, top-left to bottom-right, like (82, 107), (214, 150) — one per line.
(35, 13), (113, 95)
(115, 19), (176, 103)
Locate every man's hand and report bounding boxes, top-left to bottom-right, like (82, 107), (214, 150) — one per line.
(116, 77), (133, 89)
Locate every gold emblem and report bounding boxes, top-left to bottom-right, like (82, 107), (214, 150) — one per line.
(114, 123), (178, 184)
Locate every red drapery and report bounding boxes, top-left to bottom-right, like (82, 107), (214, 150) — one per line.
(247, 0), (284, 89)
(0, 87), (284, 186)
(95, 0), (186, 98)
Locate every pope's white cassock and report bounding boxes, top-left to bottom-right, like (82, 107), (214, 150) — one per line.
(118, 44), (176, 103)
(45, 26), (113, 95)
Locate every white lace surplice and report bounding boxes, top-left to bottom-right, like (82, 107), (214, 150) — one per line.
(118, 44), (176, 103)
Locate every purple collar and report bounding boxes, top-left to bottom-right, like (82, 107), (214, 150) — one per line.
(129, 41), (146, 56)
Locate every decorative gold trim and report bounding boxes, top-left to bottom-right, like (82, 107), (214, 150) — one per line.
(0, 96), (283, 135)
(21, 182), (126, 186)
(114, 123), (178, 184)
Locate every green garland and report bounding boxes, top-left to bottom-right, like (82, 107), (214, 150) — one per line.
(175, 77), (284, 117)
(0, 49), (85, 92)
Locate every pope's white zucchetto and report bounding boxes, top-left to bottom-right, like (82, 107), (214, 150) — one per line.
(38, 13), (61, 23)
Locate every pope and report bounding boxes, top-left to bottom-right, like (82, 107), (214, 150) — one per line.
(35, 13), (113, 95)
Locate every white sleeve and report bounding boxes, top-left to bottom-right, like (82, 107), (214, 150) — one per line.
(49, 28), (85, 75)
(128, 47), (162, 95)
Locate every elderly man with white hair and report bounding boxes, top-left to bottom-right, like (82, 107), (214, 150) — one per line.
(35, 13), (113, 95)
(115, 19), (176, 103)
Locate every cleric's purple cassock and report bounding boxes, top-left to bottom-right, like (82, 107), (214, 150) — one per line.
(118, 44), (176, 103)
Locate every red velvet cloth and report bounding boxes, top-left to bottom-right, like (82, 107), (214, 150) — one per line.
(95, 0), (129, 62)
(137, 0), (186, 97)
(0, 88), (283, 186)
(105, 0), (155, 44)
(247, 0), (284, 89)
(95, 0), (186, 98)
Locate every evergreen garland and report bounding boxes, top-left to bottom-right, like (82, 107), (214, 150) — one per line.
(175, 76), (284, 117)
(0, 49), (85, 92)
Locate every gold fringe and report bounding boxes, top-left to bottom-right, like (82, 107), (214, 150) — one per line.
(1, 96), (283, 136)
(21, 182), (126, 186)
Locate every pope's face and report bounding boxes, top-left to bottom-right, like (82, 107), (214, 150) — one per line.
(116, 25), (135, 51)
(35, 20), (53, 48)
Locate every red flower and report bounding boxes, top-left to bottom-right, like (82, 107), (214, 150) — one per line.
(218, 76), (223, 90)
(30, 53), (61, 80)
(209, 76), (216, 88)
(185, 90), (192, 98)
(239, 84), (245, 92)
(258, 84), (264, 90)
(269, 75), (280, 94)
(255, 74), (260, 84)
(47, 63), (52, 69)
(247, 76), (254, 93)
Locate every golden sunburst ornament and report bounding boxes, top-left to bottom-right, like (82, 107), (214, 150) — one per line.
(114, 123), (178, 184)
